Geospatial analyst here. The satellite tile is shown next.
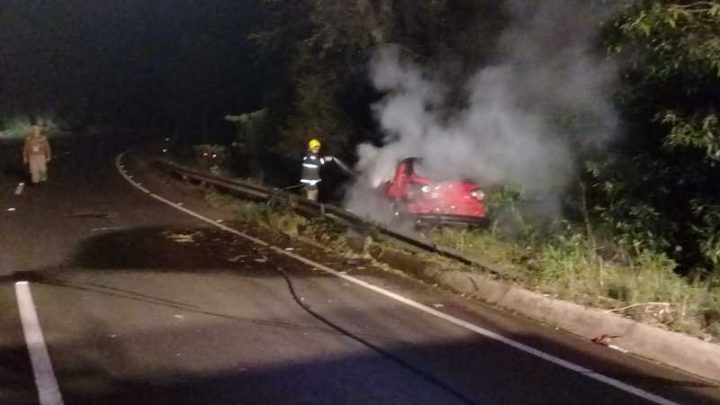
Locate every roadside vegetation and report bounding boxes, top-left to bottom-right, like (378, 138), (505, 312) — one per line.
(429, 225), (720, 340)
(248, 0), (720, 282)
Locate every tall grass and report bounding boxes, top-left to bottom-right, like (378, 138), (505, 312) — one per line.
(429, 227), (720, 339)
(446, 186), (720, 337)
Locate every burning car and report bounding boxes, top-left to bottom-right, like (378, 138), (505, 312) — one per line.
(382, 158), (488, 226)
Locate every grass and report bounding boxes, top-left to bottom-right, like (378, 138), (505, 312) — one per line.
(429, 228), (532, 277)
(428, 227), (720, 340)
(206, 193), (306, 235)
(204, 191), (366, 257)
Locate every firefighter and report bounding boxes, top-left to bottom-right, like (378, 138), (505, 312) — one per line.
(23, 125), (52, 184)
(300, 138), (332, 201)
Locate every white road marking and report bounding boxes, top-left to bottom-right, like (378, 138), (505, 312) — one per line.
(7, 207), (16, 212)
(115, 155), (150, 194)
(116, 151), (680, 405)
(15, 182), (25, 195)
(15, 281), (64, 405)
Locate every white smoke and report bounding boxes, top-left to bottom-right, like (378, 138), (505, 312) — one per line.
(346, 0), (618, 221)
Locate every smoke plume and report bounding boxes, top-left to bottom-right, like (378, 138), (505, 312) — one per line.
(346, 0), (618, 222)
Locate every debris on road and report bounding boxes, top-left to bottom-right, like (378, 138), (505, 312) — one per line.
(591, 334), (622, 345)
(254, 257), (268, 263)
(433, 303), (445, 309)
(163, 231), (198, 243)
(591, 334), (630, 353)
(228, 255), (247, 263)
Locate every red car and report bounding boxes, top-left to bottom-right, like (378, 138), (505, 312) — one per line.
(383, 158), (488, 226)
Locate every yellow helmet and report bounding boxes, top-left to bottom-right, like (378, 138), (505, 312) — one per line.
(308, 139), (321, 149)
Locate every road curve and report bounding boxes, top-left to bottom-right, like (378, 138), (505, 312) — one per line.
(0, 135), (718, 404)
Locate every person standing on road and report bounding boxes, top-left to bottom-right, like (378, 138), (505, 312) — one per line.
(23, 125), (52, 184)
(300, 138), (332, 202)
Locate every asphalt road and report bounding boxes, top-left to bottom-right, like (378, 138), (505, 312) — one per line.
(1, 135), (719, 405)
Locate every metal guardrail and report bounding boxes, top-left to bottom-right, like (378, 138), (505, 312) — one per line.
(153, 159), (508, 275)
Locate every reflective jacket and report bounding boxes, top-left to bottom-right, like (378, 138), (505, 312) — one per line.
(301, 151), (325, 187)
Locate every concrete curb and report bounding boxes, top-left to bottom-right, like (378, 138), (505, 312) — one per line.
(371, 247), (720, 382)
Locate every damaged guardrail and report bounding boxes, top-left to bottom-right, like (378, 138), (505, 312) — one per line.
(153, 159), (510, 277)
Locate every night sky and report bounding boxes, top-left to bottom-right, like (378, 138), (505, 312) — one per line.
(0, 0), (265, 131)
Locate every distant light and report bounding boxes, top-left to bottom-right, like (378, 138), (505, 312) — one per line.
(7, 207), (16, 212)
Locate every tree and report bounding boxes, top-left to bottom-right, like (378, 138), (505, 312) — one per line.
(255, 0), (506, 157)
(595, 0), (720, 272)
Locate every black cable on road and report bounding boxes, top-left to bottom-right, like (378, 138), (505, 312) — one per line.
(272, 264), (480, 405)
